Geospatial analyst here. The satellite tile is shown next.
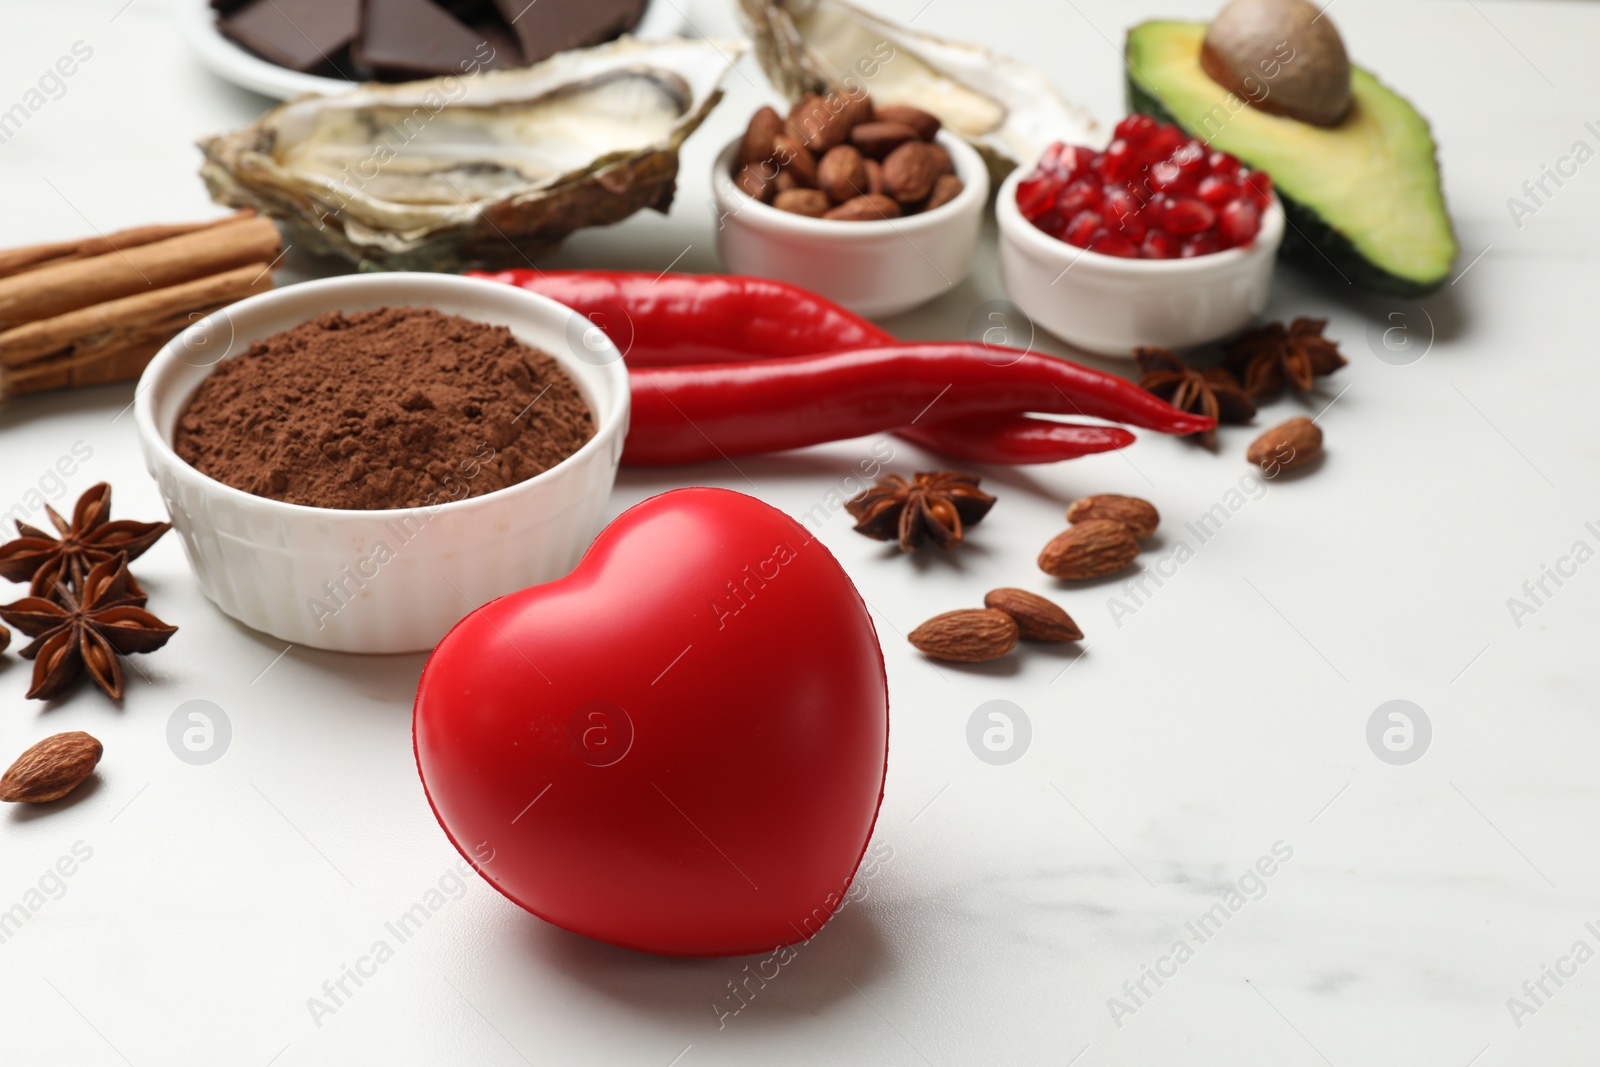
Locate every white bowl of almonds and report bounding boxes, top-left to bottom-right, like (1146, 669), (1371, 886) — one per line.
(711, 94), (989, 319)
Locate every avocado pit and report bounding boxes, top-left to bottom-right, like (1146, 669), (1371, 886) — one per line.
(1201, 0), (1352, 127)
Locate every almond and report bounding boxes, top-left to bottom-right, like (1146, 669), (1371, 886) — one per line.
(882, 141), (941, 203)
(786, 93), (851, 153)
(734, 163), (774, 203)
(864, 158), (885, 196)
(1065, 494), (1160, 539)
(1038, 519), (1140, 580)
(773, 169), (801, 194)
(922, 173), (965, 212)
(823, 194), (901, 221)
(850, 120), (920, 160)
(838, 88), (875, 127)
(816, 144), (869, 203)
(874, 104), (941, 141)
(1247, 417), (1323, 473)
(772, 134), (817, 187)
(738, 105), (783, 167)
(908, 609), (1018, 662)
(983, 588), (1083, 642)
(773, 188), (831, 217)
(1, 731), (103, 804)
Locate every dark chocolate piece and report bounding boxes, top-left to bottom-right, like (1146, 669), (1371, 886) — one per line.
(468, 18), (524, 70)
(354, 0), (493, 78)
(217, 0), (360, 74)
(489, 0), (644, 66)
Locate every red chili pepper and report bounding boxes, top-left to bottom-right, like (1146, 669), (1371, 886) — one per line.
(625, 344), (1214, 466)
(470, 270), (892, 364)
(471, 270), (1210, 465)
(900, 415), (1135, 464)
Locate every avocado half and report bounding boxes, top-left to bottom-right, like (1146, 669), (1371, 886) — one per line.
(1126, 21), (1457, 296)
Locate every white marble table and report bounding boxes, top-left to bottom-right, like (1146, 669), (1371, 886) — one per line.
(2, 1), (1597, 1063)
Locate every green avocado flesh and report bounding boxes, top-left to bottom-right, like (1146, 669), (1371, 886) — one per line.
(1126, 21), (1457, 296)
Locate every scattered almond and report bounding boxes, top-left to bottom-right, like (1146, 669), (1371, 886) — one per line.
(850, 120), (920, 160)
(874, 104), (941, 142)
(1, 731), (103, 804)
(817, 145), (869, 203)
(983, 588), (1083, 642)
(1247, 417), (1323, 473)
(1065, 494), (1160, 539)
(909, 609), (1018, 663)
(824, 194), (901, 221)
(883, 141), (942, 203)
(773, 188), (831, 218)
(1038, 519), (1140, 580)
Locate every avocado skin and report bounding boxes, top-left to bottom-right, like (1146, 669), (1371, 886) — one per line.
(1126, 66), (1450, 297)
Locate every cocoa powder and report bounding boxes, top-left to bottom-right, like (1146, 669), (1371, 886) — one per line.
(174, 307), (594, 510)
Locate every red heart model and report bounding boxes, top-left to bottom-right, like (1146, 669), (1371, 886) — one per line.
(413, 487), (889, 957)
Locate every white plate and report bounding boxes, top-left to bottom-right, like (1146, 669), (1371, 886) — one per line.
(175, 0), (690, 100)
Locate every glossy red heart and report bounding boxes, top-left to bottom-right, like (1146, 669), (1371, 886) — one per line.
(413, 487), (889, 957)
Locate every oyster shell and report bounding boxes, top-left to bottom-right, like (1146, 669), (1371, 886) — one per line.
(737, 0), (1096, 180)
(199, 36), (746, 271)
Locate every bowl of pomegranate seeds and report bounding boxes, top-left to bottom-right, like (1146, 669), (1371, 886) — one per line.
(996, 115), (1284, 356)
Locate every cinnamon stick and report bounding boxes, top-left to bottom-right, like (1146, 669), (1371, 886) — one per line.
(0, 264), (274, 369)
(0, 337), (168, 398)
(0, 210), (258, 281)
(0, 215), (281, 329)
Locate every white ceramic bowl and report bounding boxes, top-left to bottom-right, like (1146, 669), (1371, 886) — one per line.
(711, 130), (989, 319)
(134, 273), (629, 654)
(995, 164), (1285, 357)
(175, 0), (688, 100)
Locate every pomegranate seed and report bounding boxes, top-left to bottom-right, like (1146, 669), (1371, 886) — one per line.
(1038, 142), (1066, 172)
(1160, 196), (1215, 236)
(1063, 210), (1103, 247)
(1035, 209), (1065, 237)
(1057, 146), (1096, 180)
(1243, 171), (1273, 208)
(1114, 114), (1158, 146)
(1094, 139), (1138, 183)
(1173, 139), (1207, 178)
(1141, 125), (1185, 165)
(1141, 230), (1178, 259)
(1092, 231), (1140, 258)
(1016, 174), (1063, 220)
(1207, 150), (1241, 178)
(1180, 232), (1221, 258)
(1197, 175), (1239, 207)
(1148, 159), (1196, 197)
(1102, 185), (1139, 222)
(1218, 199), (1261, 246)
(1056, 179), (1101, 216)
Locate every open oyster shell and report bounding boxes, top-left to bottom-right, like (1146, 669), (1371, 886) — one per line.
(199, 37), (746, 272)
(738, 0), (1096, 180)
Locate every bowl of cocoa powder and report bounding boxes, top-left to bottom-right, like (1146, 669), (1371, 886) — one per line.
(134, 273), (630, 653)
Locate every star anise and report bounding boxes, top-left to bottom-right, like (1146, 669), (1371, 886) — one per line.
(0, 482), (172, 599)
(1223, 317), (1348, 400)
(846, 471), (996, 552)
(0, 554), (177, 701)
(1135, 347), (1256, 450)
